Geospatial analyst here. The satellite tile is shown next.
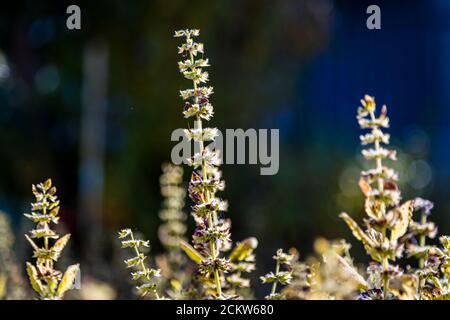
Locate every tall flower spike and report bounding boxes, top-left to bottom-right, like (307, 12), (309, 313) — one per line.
(174, 29), (231, 299)
(119, 229), (162, 299)
(157, 163), (192, 298)
(24, 179), (79, 300)
(340, 96), (416, 300)
(158, 163), (187, 255)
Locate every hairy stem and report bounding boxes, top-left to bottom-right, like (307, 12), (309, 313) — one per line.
(271, 261), (280, 296)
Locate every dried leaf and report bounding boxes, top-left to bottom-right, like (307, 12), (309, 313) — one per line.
(340, 213), (375, 252)
(358, 178), (372, 197)
(390, 200), (414, 242)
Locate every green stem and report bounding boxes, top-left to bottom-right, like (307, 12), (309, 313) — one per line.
(271, 261), (280, 296)
(130, 231), (160, 299)
(382, 256), (389, 300)
(419, 213), (427, 268)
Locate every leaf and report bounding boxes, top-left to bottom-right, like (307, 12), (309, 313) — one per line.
(43, 179), (52, 190)
(326, 252), (368, 290)
(339, 213), (375, 253)
(340, 213), (387, 261)
(358, 178), (372, 197)
(229, 237), (258, 261)
(26, 262), (45, 297)
(179, 240), (204, 264)
(51, 234), (71, 261)
(389, 200), (414, 242)
(56, 264), (79, 298)
(24, 234), (39, 251)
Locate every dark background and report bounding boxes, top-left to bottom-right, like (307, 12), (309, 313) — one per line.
(0, 0), (449, 297)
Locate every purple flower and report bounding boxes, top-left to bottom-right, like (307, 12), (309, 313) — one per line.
(414, 197), (434, 216)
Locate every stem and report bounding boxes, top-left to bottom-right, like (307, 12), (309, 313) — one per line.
(43, 206), (51, 270)
(419, 213), (427, 268)
(382, 256), (389, 300)
(369, 109), (390, 299)
(130, 231), (160, 299)
(418, 213), (427, 299)
(271, 261), (280, 296)
(369, 110), (385, 218)
(189, 47), (222, 298)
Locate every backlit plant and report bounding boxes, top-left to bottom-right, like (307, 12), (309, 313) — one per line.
(174, 29), (233, 299)
(2, 30), (449, 301)
(339, 95), (417, 299)
(403, 199), (450, 299)
(261, 249), (294, 300)
(24, 179), (79, 300)
(156, 163), (192, 299)
(118, 228), (162, 299)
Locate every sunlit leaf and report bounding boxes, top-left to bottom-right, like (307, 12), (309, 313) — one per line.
(51, 234), (71, 261)
(229, 237), (258, 262)
(390, 200), (414, 242)
(26, 262), (45, 297)
(179, 240), (204, 264)
(56, 264), (79, 298)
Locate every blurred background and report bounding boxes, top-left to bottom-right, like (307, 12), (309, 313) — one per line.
(0, 0), (449, 298)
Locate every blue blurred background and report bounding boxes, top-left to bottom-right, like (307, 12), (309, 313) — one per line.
(0, 0), (449, 295)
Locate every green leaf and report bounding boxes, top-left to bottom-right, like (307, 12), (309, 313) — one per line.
(229, 237), (258, 262)
(43, 179), (52, 190)
(56, 264), (79, 298)
(26, 262), (45, 297)
(179, 240), (204, 264)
